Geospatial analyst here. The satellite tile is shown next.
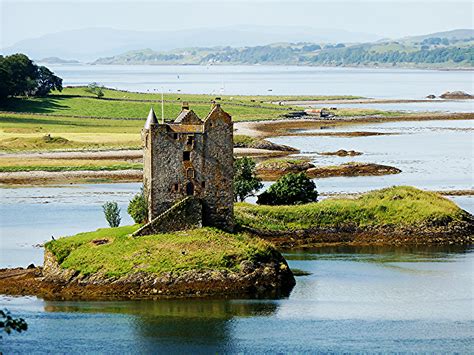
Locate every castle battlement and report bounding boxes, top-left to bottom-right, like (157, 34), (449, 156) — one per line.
(141, 103), (234, 232)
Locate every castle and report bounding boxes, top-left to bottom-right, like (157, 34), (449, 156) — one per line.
(134, 102), (234, 236)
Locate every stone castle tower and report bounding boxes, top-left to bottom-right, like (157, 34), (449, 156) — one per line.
(140, 103), (234, 232)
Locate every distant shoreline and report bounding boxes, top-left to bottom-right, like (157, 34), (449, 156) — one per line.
(40, 62), (474, 72)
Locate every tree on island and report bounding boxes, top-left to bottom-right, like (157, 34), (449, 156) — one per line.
(85, 82), (105, 99)
(234, 157), (263, 202)
(257, 172), (318, 205)
(102, 202), (121, 227)
(0, 53), (62, 99)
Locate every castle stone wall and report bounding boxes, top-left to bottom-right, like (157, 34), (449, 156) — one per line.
(142, 104), (234, 232)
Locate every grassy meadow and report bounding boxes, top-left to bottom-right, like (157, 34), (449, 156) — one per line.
(0, 87), (375, 152)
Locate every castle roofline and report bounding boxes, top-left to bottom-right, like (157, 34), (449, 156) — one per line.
(144, 108), (158, 129)
(174, 102), (203, 124)
(204, 103), (231, 124)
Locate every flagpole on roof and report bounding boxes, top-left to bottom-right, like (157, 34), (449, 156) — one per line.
(161, 87), (165, 124)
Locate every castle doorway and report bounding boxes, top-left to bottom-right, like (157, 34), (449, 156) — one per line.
(186, 182), (194, 196)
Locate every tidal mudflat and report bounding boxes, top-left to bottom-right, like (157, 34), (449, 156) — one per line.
(269, 119), (473, 195)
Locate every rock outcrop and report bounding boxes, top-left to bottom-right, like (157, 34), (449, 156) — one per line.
(439, 91), (473, 99)
(306, 162), (401, 178)
(0, 250), (295, 300)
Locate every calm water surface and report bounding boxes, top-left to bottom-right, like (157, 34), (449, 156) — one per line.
(270, 119), (474, 195)
(2, 246), (473, 353)
(47, 64), (473, 100)
(309, 100), (474, 112)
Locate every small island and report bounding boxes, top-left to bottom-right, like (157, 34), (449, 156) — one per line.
(236, 186), (473, 248)
(0, 227), (294, 300)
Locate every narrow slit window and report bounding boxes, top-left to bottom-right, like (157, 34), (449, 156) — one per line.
(186, 182), (194, 196)
(183, 151), (190, 161)
(201, 181), (205, 188)
(173, 133), (179, 140)
(187, 135), (194, 146)
(186, 168), (194, 179)
(174, 183), (179, 192)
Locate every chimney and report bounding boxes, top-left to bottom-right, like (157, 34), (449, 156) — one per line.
(181, 102), (190, 110)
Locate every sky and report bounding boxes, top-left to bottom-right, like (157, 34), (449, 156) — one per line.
(1, 0), (473, 47)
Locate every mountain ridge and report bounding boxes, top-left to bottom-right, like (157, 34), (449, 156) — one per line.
(2, 26), (381, 61)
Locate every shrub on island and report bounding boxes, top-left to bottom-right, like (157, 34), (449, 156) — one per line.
(257, 172), (318, 205)
(128, 188), (148, 224)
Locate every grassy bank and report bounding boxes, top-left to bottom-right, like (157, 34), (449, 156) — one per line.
(45, 226), (276, 277)
(0, 87), (301, 122)
(235, 186), (468, 231)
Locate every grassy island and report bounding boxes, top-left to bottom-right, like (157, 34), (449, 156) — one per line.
(45, 226), (276, 277)
(235, 186), (473, 247)
(0, 226), (294, 300)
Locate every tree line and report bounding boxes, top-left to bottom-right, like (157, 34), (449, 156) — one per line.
(201, 44), (472, 65)
(0, 54), (63, 99)
(311, 46), (473, 65)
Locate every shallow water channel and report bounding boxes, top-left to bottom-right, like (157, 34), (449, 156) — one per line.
(1, 118), (473, 352)
(270, 119), (474, 194)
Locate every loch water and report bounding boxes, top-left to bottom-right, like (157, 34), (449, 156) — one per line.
(46, 64), (473, 100)
(2, 246), (473, 353)
(1, 66), (473, 352)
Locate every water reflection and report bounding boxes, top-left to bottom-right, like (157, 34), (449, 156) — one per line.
(2, 245), (473, 353)
(285, 244), (473, 262)
(41, 299), (279, 352)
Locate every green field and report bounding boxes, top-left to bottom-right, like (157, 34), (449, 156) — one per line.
(0, 87), (398, 152)
(45, 226), (276, 277)
(235, 186), (466, 231)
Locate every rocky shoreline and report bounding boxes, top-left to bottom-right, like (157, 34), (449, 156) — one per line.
(241, 220), (474, 249)
(257, 159), (401, 181)
(0, 251), (295, 300)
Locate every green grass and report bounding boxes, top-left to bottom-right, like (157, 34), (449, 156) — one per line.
(0, 87), (401, 153)
(0, 163), (141, 173)
(333, 108), (407, 117)
(235, 186), (466, 231)
(45, 226), (277, 277)
(233, 135), (259, 147)
(53, 87), (364, 104)
(1, 87), (294, 122)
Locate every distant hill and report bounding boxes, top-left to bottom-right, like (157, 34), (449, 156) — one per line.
(402, 29), (474, 42)
(1, 26), (381, 61)
(36, 57), (80, 64)
(93, 29), (474, 68)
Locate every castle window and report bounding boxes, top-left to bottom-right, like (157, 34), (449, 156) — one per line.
(173, 183), (179, 192)
(186, 168), (194, 179)
(186, 135), (195, 146)
(183, 151), (190, 161)
(173, 133), (179, 140)
(186, 182), (194, 196)
(201, 181), (205, 188)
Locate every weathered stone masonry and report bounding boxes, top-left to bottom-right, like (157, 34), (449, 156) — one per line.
(138, 103), (234, 234)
